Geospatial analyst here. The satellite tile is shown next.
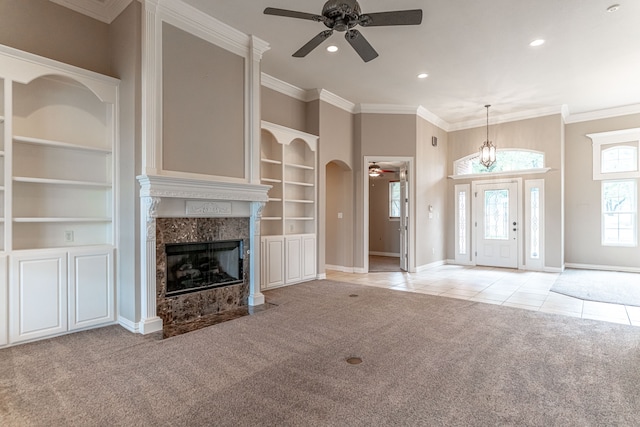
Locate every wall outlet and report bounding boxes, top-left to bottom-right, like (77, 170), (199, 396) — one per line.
(64, 230), (74, 242)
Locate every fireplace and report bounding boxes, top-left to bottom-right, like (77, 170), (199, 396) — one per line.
(137, 174), (271, 335)
(166, 239), (244, 296)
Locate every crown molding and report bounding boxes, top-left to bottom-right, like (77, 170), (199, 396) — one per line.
(310, 89), (356, 113)
(51, 0), (133, 24)
(448, 105), (565, 131)
(417, 106), (451, 131)
(261, 73), (308, 101)
(356, 104), (419, 115)
(153, 0), (265, 58)
(259, 74), (638, 129)
(564, 104), (640, 124)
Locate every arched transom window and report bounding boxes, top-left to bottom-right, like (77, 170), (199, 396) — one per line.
(454, 149), (545, 176)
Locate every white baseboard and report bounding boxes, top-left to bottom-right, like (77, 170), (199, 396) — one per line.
(354, 267), (368, 274)
(369, 251), (400, 258)
(543, 266), (564, 273)
(325, 264), (356, 273)
(316, 273), (327, 280)
(415, 260), (446, 272)
(118, 316), (139, 333)
(565, 263), (640, 273)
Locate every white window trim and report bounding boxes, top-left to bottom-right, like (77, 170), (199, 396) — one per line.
(454, 184), (471, 264)
(588, 127), (640, 180)
(601, 179), (638, 247)
(524, 179), (545, 271)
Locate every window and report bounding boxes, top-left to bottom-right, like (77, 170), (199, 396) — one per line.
(602, 180), (637, 246)
(389, 181), (400, 218)
(589, 129), (640, 246)
(454, 184), (470, 261)
(454, 149), (545, 176)
(589, 128), (640, 180)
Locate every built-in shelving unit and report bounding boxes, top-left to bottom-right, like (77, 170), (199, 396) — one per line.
(260, 121), (318, 290)
(0, 44), (119, 347)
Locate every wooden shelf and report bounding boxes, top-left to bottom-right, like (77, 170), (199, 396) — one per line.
(261, 178), (282, 184)
(13, 135), (112, 154)
(13, 176), (111, 188)
(286, 199), (314, 204)
(268, 198), (282, 202)
(261, 158), (282, 165)
(285, 217), (314, 221)
(262, 216), (282, 221)
(286, 163), (314, 170)
(285, 180), (314, 187)
(13, 217), (112, 223)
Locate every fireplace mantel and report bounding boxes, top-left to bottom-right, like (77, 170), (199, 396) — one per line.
(138, 174), (270, 203)
(136, 174), (271, 334)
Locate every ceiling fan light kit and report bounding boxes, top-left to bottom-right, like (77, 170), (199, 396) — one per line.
(264, 1), (423, 62)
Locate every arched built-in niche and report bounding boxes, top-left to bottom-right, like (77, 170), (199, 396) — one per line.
(325, 160), (354, 272)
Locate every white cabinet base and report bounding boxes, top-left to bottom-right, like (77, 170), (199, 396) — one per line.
(68, 248), (114, 331)
(9, 247), (115, 345)
(262, 234), (316, 290)
(10, 252), (68, 344)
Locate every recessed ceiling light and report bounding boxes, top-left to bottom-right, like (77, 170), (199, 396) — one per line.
(529, 39), (545, 47)
(327, 45), (338, 53)
(417, 73), (428, 79)
(607, 4), (620, 12)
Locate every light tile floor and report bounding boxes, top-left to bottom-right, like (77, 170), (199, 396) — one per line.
(326, 264), (640, 327)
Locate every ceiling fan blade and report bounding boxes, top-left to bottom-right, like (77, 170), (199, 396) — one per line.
(345, 29), (378, 62)
(293, 30), (334, 58)
(264, 7), (324, 22)
(359, 10), (423, 27)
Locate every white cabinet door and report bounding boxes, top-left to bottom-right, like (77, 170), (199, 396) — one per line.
(301, 235), (316, 281)
(285, 236), (303, 284)
(262, 236), (285, 288)
(0, 256), (7, 346)
(10, 252), (67, 344)
(68, 248), (114, 331)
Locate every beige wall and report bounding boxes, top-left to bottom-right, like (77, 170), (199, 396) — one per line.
(318, 101), (354, 272)
(354, 113), (417, 270)
(162, 23), (245, 178)
(0, 0), (111, 76)
(565, 113), (640, 269)
(326, 161), (354, 267)
(261, 87), (308, 133)
(447, 114), (564, 269)
(109, 1), (142, 323)
(416, 117), (449, 268)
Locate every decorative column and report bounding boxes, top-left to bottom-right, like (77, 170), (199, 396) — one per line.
(249, 201), (266, 306)
(139, 196), (163, 334)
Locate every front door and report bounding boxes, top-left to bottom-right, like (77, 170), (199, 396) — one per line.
(475, 182), (519, 268)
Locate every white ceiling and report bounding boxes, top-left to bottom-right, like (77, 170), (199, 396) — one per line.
(58, 0), (640, 127)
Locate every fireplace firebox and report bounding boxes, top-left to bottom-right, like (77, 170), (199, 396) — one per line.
(165, 239), (244, 297)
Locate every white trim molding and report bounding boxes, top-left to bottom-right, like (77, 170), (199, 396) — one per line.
(51, 0), (133, 24)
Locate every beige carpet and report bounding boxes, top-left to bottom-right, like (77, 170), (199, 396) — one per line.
(2, 279), (640, 426)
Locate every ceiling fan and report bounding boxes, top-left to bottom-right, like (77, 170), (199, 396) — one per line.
(369, 162), (396, 177)
(264, 0), (423, 62)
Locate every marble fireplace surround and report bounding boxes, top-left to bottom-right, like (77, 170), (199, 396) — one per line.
(137, 174), (271, 334)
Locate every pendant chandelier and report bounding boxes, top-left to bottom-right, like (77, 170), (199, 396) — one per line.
(479, 104), (496, 168)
